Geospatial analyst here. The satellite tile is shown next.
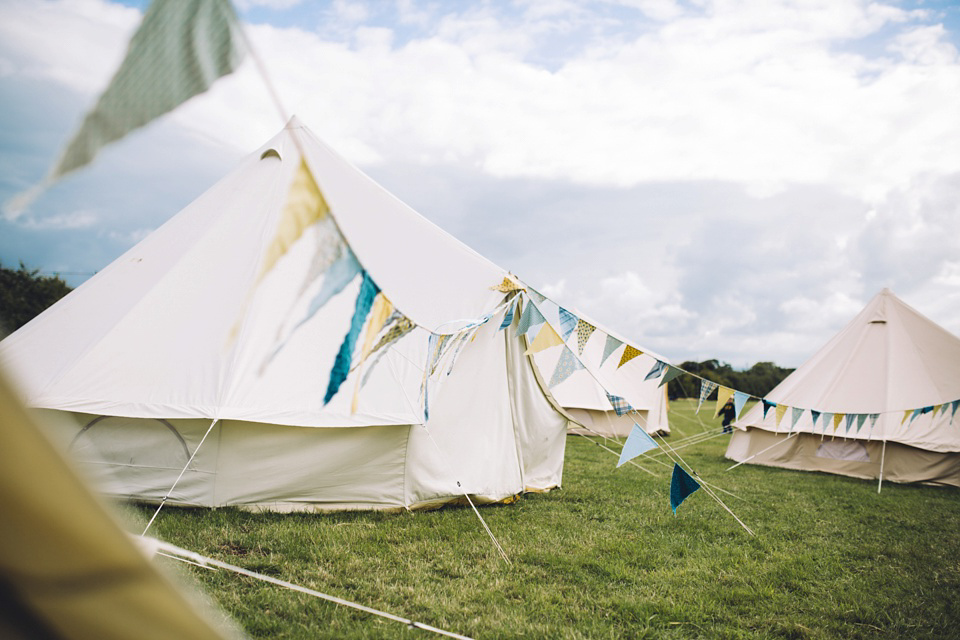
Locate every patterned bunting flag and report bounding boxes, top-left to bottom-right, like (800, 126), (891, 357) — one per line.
(324, 272), (380, 404)
(811, 410), (821, 429)
(600, 334), (623, 366)
(575, 319), (597, 354)
(714, 386), (734, 417)
(515, 298), (546, 337)
(856, 413), (868, 432)
(558, 308), (579, 340)
(498, 297), (518, 331)
(524, 322), (564, 355)
(350, 294), (394, 412)
(670, 464), (701, 514)
(658, 365), (685, 388)
(606, 392), (634, 416)
(618, 345), (644, 369)
(645, 360), (666, 381)
(548, 346), (584, 388)
(617, 423), (658, 467)
(868, 413), (879, 430)
(762, 399), (776, 419)
(360, 317), (416, 389)
(844, 414), (855, 432)
(491, 276), (523, 292)
(528, 289), (547, 304)
(697, 380), (718, 413)
(775, 404), (788, 427)
(41, 0), (246, 187)
(790, 407), (804, 431)
(733, 391), (749, 419)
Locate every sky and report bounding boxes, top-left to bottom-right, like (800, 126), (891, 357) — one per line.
(1, 0), (959, 369)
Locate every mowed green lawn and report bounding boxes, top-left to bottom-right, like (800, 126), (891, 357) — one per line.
(125, 399), (960, 639)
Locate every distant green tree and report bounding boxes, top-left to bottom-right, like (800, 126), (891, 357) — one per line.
(0, 262), (73, 336)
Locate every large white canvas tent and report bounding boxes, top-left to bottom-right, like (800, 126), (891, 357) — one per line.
(726, 289), (960, 487)
(0, 118), (574, 511)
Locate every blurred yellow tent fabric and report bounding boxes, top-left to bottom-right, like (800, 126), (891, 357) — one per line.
(0, 369), (236, 640)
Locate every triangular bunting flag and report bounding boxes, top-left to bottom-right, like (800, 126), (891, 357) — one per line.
(324, 272), (380, 404)
(600, 334), (623, 367)
(697, 380), (718, 413)
(528, 289), (547, 304)
(821, 413), (833, 433)
(575, 319), (597, 354)
(733, 391), (749, 419)
(670, 464), (701, 514)
(644, 360), (666, 381)
(856, 413), (868, 432)
(617, 423), (658, 467)
(491, 276), (523, 292)
(714, 387), (734, 417)
(548, 346), (584, 388)
(775, 404), (788, 427)
(606, 393), (634, 417)
(762, 399), (776, 419)
(833, 413), (845, 431)
(868, 413), (879, 430)
(902, 410), (912, 425)
(658, 365), (685, 388)
(909, 408), (922, 424)
(790, 407), (804, 431)
(40, 0), (247, 189)
(844, 414), (855, 432)
(811, 410), (821, 428)
(558, 308), (578, 340)
(351, 294), (394, 412)
(498, 297), (518, 331)
(524, 322), (564, 355)
(951, 400), (960, 422)
(932, 404), (943, 417)
(516, 298), (546, 337)
(618, 345), (644, 369)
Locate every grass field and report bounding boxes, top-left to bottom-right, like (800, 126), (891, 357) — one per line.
(124, 399), (960, 639)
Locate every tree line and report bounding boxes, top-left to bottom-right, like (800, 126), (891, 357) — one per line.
(666, 359), (794, 400)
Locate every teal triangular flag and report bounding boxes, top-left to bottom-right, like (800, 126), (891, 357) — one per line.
(658, 365), (685, 388)
(951, 400), (960, 423)
(600, 334), (622, 366)
(617, 423), (658, 467)
(670, 464), (700, 514)
(844, 414), (856, 432)
(811, 410), (821, 428)
(548, 346), (584, 388)
(325, 272), (380, 404)
(856, 413), (868, 432)
(791, 407), (804, 431)
(821, 412), (833, 433)
(498, 297), (517, 331)
(515, 297), (546, 337)
(762, 399), (775, 419)
(868, 413), (879, 430)
(733, 391), (749, 419)
(909, 408), (922, 424)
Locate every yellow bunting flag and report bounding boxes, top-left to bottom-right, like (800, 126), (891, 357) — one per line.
(833, 413), (844, 431)
(901, 410), (912, 425)
(714, 386), (734, 417)
(524, 322), (564, 355)
(260, 159), (332, 280)
(775, 404), (788, 426)
(932, 404), (943, 417)
(491, 277), (523, 293)
(617, 345), (643, 369)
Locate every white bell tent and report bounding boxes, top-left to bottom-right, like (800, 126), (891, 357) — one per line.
(0, 118), (574, 511)
(726, 289), (960, 487)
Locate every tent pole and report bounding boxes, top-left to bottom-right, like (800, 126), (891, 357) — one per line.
(877, 439), (887, 494)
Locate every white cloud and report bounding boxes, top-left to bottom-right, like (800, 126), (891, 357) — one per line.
(19, 209), (98, 231)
